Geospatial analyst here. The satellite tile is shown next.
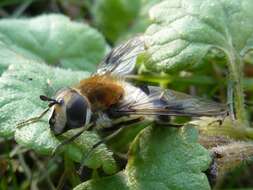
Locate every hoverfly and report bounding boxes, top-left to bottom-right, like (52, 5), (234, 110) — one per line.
(17, 36), (227, 163)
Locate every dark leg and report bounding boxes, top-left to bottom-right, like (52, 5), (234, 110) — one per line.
(17, 107), (50, 128)
(207, 117), (226, 127)
(78, 116), (147, 175)
(78, 127), (124, 175)
(52, 124), (93, 156)
(100, 116), (144, 132)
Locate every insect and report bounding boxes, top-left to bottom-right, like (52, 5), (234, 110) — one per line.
(17, 36), (227, 165)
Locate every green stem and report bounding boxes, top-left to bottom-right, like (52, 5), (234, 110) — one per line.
(126, 74), (172, 84)
(228, 49), (248, 127)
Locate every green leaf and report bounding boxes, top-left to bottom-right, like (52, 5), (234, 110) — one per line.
(74, 126), (212, 190)
(0, 62), (87, 137)
(0, 14), (107, 73)
(92, 0), (141, 42)
(0, 62), (117, 174)
(144, 0), (253, 125)
(144, 0), (253, 72)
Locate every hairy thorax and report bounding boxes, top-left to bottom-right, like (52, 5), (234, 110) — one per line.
(75, 74), (124, 111)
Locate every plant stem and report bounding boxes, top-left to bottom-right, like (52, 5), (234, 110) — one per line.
(126, 74), (172, 84)
(228, 49), (248, 127)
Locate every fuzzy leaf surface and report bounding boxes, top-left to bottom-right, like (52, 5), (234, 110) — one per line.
(74, 127), (211, 190)
(144, 0), (253, 72)
(0, 14), (106, 73)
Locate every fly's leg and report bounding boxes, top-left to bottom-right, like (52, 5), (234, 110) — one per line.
(112, 115), (144, 125)
(17, 107), (51, 128)
(78, 116), (144, 175)
(52, 124), (93, 156)
(207, 116), (227, 127)
(78, 127), (124, 175)
(45, 125), (93, 185)
(104, 116), (145, 131)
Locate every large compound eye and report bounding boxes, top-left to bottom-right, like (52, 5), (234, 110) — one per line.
(66, 93), (91, 129)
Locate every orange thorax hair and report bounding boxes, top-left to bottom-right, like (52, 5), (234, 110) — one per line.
(75, 75), (124, 111)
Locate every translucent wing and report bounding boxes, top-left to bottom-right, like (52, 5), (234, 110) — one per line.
(114, 86), (227, 117)
(95, 36), (145, 76)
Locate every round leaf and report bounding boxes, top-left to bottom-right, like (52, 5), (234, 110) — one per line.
(74, 126), (212, 190)
(0, 14), (107, 73)
(144, 0), (253, 72)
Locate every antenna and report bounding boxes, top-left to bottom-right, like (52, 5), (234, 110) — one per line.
(40, 95), (61, 105)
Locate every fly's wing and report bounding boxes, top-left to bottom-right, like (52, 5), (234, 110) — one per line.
(114, 86), (227, 117)
(95, 36), (145, 76)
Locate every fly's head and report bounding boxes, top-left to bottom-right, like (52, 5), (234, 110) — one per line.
(41, 88), (92, 135)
